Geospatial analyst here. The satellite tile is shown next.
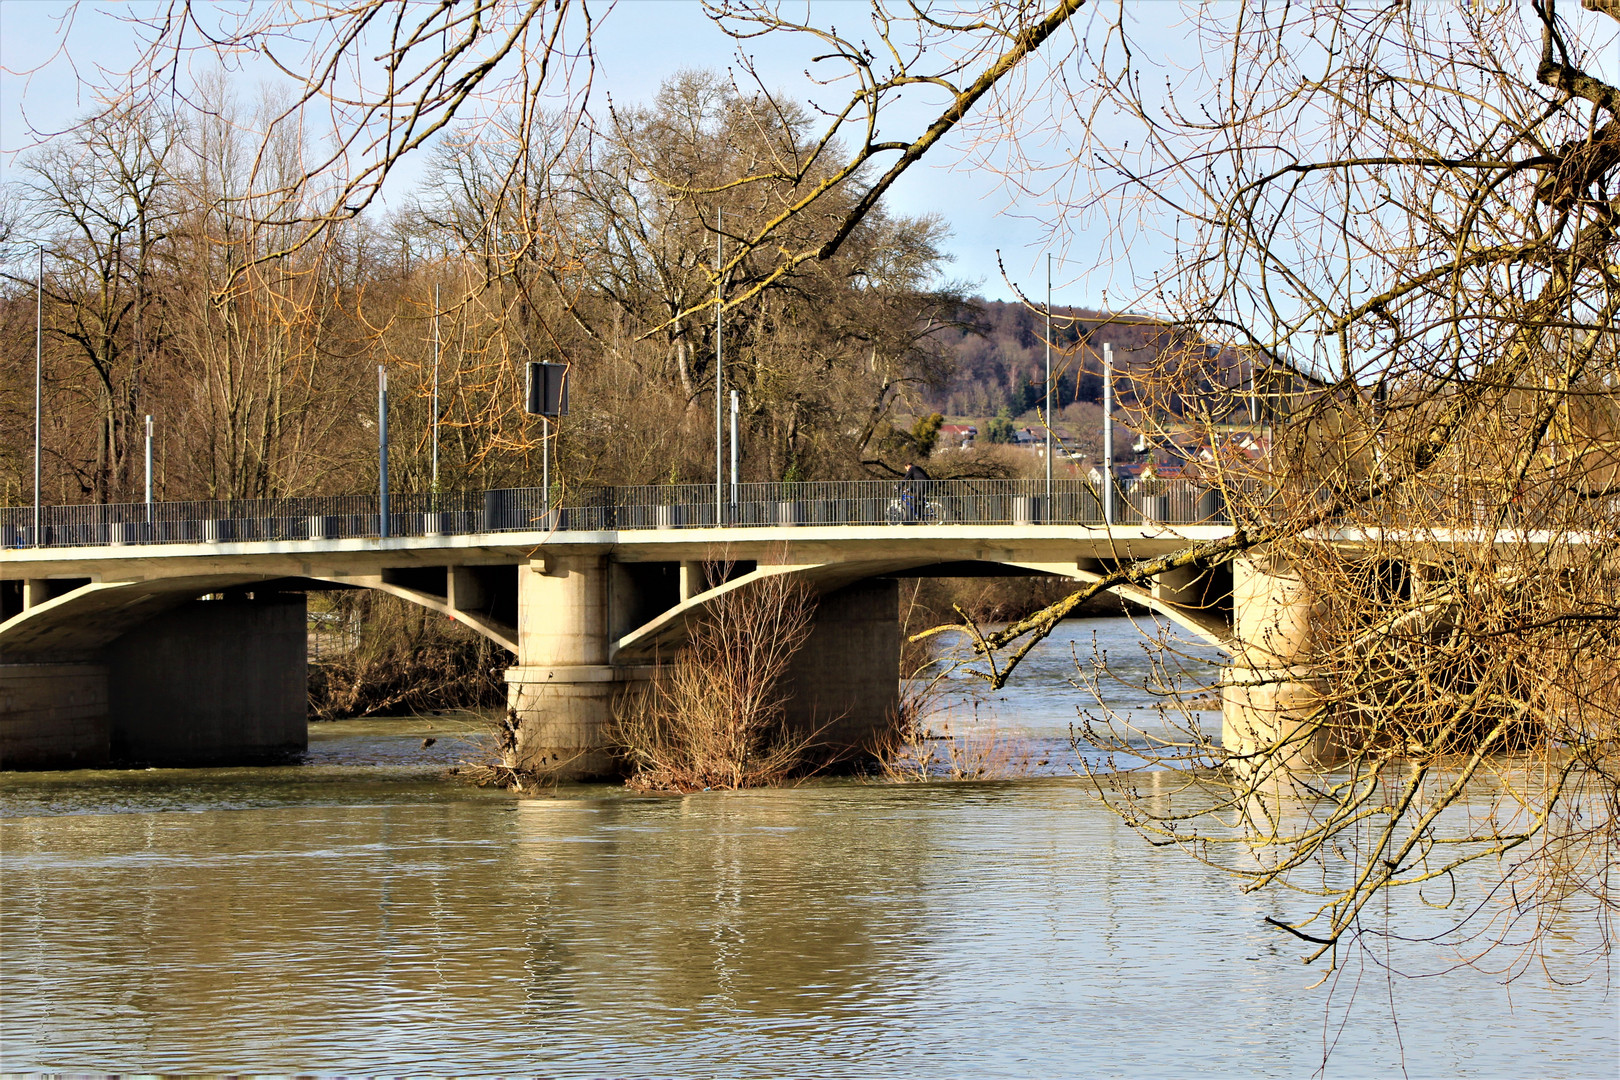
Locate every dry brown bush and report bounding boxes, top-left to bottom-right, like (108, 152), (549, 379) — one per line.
(610, 571), (818, 792)
(880, 584), (1031, 783)
(878, 709), (1032, 783)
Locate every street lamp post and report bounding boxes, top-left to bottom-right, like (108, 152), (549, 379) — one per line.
(378, 365), (390, 538)
(715, 209), (724, 526)
(1102, 341), (1115, 525)
(729, 389), (739, 513)
(1045, 254), (1053, 515)
(34, 246), (43, 545)
(432, 282), (441, 494)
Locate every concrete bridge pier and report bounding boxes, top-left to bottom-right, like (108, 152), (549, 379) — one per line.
(108, 593), (308, 765)
(0, 591), (307, 769)
(779, 578), (900, 760)
(504, 554), (624, 779)
(1221, 555), (1336, 772)
(0, 662), (110, 768)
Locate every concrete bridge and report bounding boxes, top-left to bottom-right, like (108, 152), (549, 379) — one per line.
(2, 479), (1303, 775)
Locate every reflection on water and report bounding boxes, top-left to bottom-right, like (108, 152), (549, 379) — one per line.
(922, 615), (1228, 774)
(2, 622), (1614, 1077)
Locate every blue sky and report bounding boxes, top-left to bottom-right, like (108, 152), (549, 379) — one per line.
(8, 2), (1610, 315)
(1, 0), (1109, 304)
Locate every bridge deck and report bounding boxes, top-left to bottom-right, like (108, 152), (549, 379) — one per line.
(1, 522), (1237, 580)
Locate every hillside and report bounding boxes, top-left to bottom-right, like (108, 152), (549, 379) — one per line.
(924, 300), (1177, 418)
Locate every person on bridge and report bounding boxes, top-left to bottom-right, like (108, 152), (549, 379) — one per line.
(901, 463), (933, 523)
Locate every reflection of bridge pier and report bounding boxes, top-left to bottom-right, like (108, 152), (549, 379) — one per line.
(4, 481), (1264, 774)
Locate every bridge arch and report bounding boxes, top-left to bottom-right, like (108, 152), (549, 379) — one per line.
(611, 555), (1231, 663)
(0, 572), (518, 658)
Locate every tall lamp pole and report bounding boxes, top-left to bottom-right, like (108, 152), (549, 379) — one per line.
(34, 246), (43, 545)
(729, 389), (739, 512)
(1102, 341), (1115, 525)
(431, 282), (441, 494)
(378, 365), (390, 538)
(144, 415), (153, 511)
(1044, 254), (1053, 513)
(715, 209), (724, 526)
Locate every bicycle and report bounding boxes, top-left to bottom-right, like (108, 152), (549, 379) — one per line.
(884, 487), (949, 524)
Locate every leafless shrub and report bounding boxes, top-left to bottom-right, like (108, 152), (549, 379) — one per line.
(878, 586), (1031, 782)
(610, 570), (818, 792)
(879, 710), (1033, 783)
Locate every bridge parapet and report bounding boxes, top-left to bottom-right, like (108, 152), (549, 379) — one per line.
(1, 478), (1228, 551)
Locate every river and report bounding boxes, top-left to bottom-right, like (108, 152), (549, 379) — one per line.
(2, 618), (1614, 1076)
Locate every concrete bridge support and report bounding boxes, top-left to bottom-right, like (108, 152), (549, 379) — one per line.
(1221, 556), (1335, 771)
(501, 555), (901, 780)
(107, 595), (307, 764)
(504, 554), (623, 778)
(0, 663), (110, 769)
(781, 578), (900, 757)
(0, 592), (307, 769)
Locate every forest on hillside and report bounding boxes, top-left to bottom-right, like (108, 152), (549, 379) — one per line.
(925, 299), (1254, 426)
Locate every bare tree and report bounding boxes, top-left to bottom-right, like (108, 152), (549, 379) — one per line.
(413, 70), (965, 483)
(12, 106), (175, 502)
(29, 1), (1084, 299)
(922, 0), (1620, 975)
(162, 83), (364, 499)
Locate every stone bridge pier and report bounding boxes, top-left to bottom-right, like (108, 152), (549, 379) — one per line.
(501, 553), (901, 779)
(503, 554), (625, 778)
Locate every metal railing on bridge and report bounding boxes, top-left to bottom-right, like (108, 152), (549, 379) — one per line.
(1, 478), (1227, 550)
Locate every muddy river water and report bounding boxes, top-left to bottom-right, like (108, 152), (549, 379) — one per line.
(2, 618), (1614, 1076)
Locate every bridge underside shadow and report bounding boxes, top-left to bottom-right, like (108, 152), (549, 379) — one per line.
(613, 557), (1231, 663)
(0, 567), (520, 770)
